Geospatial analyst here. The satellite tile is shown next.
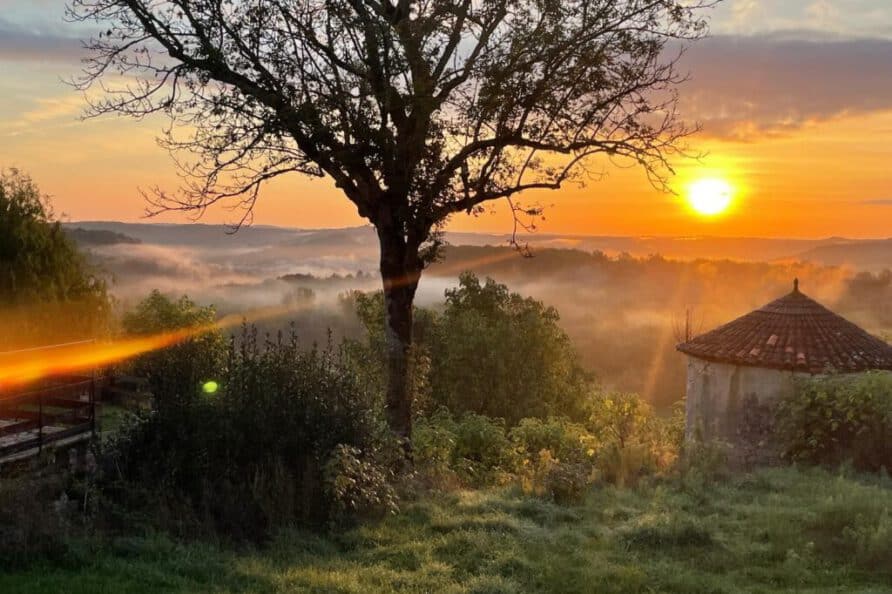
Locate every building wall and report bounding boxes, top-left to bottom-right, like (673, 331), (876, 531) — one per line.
(683, 357), (802, 442)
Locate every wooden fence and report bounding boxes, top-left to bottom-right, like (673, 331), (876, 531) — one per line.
(0, 344), (98, 465)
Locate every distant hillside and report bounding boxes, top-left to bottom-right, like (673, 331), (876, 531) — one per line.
(65, 227), (141, 246)
(62, 221), (863, 262)
(62, 221), (304, 248)
(795, 239), (892, 272)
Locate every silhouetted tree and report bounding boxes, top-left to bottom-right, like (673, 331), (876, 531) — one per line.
(70, 0), (713, 443)
(0, 169), (110, 348)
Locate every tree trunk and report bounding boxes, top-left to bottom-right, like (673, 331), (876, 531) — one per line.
(377, 229), (421, 448)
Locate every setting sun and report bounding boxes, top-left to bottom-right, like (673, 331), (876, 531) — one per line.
(687, 178), (734, 216)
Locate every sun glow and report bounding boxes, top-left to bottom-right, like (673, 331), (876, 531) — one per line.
(0, 302), (315, 392)
(687, 178), (734, 216)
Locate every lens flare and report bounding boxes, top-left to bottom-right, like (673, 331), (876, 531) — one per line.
(0, 302), (313, 394)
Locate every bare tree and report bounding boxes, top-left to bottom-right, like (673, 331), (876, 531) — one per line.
(69, 0), (715, 445)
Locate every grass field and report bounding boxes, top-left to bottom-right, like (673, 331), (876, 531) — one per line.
(2, 466), (891, 594)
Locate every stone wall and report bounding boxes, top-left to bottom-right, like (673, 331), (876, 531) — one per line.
(683, 357), (801, 444)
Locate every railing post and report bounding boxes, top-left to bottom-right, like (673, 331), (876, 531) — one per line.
(90, 372), (96, 438)
(38, 392), (43, 454)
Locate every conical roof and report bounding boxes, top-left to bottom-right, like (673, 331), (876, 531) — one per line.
(677, 280), (892, 373)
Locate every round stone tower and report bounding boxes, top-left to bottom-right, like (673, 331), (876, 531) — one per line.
(676, 279), (892, 444)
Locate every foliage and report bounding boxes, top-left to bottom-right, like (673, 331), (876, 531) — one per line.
(99, 327), (394, 540)
(518, 449), (592, 505)
(323, 445), (399, 527)
(776, 372), (892, 472)
(4, 468), (892, 592)
(587, 391), (675, 487)
(342, 290), (435, 414)
(509, 417), (597, 503)
(510, 417), (596, 467)
(347, 274), (593, 425)
(0, 168), (110, 348)
(121, 290), (227, 401)
(413, 410), (512, 487)
(430, 273), (594, 424)
(450, 412), (513, 484)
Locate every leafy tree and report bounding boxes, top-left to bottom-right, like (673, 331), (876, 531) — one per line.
(121, 290), (227, 403)
(430, 272), (592, 423)
(342, 289), (435, 413)
(0, 168), (109, 348)
(347, 274), (592, 422)
(70, 0), (713, 441)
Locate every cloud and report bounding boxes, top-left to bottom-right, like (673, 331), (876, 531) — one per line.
(0, 19), (83, 63)
(21, 95), (85, 123)
(676, 33), (892, 140)
(863, 199), (892, 205)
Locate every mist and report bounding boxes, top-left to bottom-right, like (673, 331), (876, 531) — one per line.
(62, 223), (892, 409)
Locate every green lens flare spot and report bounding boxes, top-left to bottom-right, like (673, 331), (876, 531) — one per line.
(202, 380), (219, 394)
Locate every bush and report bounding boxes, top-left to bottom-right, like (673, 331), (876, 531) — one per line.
(451, 413), (512, 485)
(519, 449), (592, 505)
(509, 417), (597, 503)
(121, 290), (227, 402)
(587, 392), (675, 486)
(413, 410), (512, 487)
(413, 410), (460, 486)
(347, 274), (594, 425)
(323, 445), (399, 526)
(98, 327), (394, 540)
(776, 372), (892, 472)
(510, 417), (597, 467)
(429, 273), (594, 424)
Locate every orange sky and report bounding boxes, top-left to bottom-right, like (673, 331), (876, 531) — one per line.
(2, 1), (892, 239)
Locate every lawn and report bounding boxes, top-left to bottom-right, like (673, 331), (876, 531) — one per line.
(2, 467), (891, 593)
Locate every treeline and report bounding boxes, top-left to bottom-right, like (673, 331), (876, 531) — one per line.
(430, 245), (892, 407)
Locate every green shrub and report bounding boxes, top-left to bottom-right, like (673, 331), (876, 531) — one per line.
(597, 442), (653, 489)
(452, 413), (512, 485)
(518, 449), (592, 505)
(323, 445), (399, 526)
(776, 372), (892, 472)
(509, 417), (597, 467)
(587, 391), (675, 486)
(121, 290), (227, 402)
(345, 273), (594, 426)
(509, 417), (597, 503)
(429, 273), (594, 424)
(413, 410), (512, 487)
(98, 326), (394, 540)
(413, 409), (460, 485)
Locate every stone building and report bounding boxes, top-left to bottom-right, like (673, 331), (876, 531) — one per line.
(676, 279), (892, 444)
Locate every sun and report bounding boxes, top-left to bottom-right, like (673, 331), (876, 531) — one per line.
(687, 178), (734, 216)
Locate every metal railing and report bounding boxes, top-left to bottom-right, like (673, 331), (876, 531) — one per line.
(0, 373), (97, 460)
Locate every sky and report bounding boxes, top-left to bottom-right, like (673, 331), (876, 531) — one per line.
(1, 1), (891, 238)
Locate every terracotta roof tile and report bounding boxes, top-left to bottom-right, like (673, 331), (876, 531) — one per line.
(677, 280), (892, 373)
